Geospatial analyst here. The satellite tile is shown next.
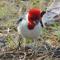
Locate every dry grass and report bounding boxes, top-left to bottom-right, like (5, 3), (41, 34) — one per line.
(0, 0), (60, 60)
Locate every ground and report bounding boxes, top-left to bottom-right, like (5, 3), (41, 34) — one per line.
(0, 0), (60, 60)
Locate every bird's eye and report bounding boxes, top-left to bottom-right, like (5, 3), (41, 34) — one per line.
(19, 18), (23, 22)
(17, 18), (23, 24)
(41, 11), (46, 17)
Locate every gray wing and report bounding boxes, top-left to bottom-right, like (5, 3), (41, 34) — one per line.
(42, 0), (60, 25)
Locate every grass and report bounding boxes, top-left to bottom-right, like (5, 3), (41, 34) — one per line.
(0, 6), (8, 17)
(6, 34), (18, 49)
(0, 0), (60, 60)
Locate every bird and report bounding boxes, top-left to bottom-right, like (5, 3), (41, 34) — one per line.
(17, 8), (46, 48)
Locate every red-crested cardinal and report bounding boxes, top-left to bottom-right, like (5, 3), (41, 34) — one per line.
(17, 8), (45, 47)
(17, 8), (45, 38)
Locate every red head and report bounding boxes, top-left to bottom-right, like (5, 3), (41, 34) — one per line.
(28, 8), (42, 30)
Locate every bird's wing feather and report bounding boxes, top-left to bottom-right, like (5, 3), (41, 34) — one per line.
(42, 0), (60, 25)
